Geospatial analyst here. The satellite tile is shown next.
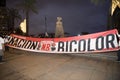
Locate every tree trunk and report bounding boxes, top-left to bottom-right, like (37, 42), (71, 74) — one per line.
(26, 11), (29, 35)
(107, 0), (112, 30)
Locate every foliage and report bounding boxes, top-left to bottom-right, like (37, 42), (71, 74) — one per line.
(0, 7), (21, 35)
(17, 0), (38, 13)
(8, 8), (22, 22)
(91, 0), (106, 5)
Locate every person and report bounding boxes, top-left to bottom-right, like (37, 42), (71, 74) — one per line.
(0, 35), (5, 63)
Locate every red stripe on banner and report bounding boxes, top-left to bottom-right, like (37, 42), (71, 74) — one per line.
(11, 29), (118, 42)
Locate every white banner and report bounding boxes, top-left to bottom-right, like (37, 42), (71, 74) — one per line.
(7, 29), (120, 53)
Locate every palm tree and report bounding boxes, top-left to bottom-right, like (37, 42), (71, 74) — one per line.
(17, 0), (38, 35)
(8, 8), (21, 32)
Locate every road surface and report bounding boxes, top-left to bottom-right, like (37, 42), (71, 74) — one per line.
(0, 48), (120, 80)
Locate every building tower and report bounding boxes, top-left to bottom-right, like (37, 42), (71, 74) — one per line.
(55, 17), (64, 38)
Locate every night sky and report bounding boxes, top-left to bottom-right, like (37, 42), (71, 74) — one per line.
(7, 0), (110, 35)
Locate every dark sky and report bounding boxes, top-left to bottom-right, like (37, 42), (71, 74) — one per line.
(7, 0), (110, 35)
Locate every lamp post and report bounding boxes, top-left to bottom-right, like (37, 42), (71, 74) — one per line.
(45, 16), (49, 37)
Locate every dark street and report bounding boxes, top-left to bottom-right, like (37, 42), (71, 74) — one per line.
(0, 48), (120, 80)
